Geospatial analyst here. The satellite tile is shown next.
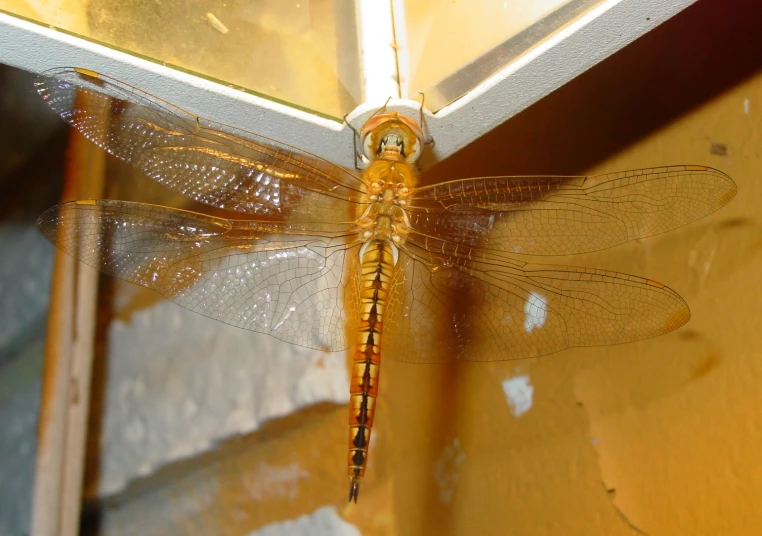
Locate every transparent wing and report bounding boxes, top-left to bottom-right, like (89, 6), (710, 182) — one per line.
(35, 68), (366, 220)
(37, 200), (362, 351)
(383, 240), (689, 363)
(409, 166), (736, 255)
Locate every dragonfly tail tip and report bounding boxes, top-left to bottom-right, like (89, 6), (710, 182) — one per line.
(348, 477), (360, 503)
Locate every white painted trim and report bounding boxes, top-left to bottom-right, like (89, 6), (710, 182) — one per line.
(391, 0), (412, 101)
(0, 12), (357, 167)
(356, 0), (399, 105)
(417, 0), (698, 167)
(0, 0), (697, 169)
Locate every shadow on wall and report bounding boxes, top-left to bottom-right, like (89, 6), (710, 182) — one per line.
(424, 0), (762, 184)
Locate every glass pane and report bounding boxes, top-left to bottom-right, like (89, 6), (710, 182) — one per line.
(0, 0), (361, 119)
(403, 0), (605, 110)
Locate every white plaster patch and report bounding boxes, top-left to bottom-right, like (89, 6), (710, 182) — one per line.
(245, 505), (360, 536)
(98, 286), (349, 497)
(524, 291), (548, 332)
(243, 462), (310, 502)
(744, 98), (750, 115)
(433, 438), (466, 503)
(502, 374), (534, 417)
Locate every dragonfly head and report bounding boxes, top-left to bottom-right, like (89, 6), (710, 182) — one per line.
(360, 113), (423, 165)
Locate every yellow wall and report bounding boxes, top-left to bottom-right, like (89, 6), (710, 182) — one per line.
(86, 1), (762, 534)
(353, 0), (762, 534)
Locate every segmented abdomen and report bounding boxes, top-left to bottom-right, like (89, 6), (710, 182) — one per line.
(348, 239), (395, 498)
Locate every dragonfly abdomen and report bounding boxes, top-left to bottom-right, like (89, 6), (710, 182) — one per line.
(348, 239), (395, 502)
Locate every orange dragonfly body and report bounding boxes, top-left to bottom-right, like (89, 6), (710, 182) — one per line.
(35, 67), (737, 502)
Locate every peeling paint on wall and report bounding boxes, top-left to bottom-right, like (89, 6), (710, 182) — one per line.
(433, 438), (466, 503)
(524, 291), (548, 333)
(502, 375), (534, 418)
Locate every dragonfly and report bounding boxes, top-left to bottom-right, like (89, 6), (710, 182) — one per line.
(35, 67), (737, 503)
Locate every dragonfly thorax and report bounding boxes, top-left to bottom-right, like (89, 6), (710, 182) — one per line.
(356, 177), (412, 266)
(357, 200), (411, 246)
(366, 178), (411, 204)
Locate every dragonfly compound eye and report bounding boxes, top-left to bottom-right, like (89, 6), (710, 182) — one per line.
(360, 113), (424, 164)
